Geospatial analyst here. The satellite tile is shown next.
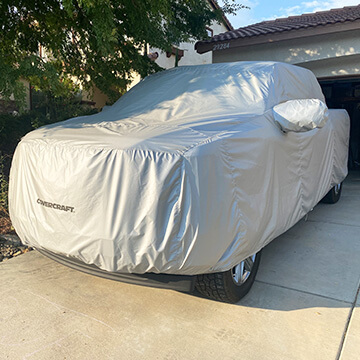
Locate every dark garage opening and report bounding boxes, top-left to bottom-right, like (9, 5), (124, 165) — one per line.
(319, 78), (360, 171)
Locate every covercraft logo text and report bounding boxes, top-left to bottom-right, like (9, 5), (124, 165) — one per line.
(37, 198), (75, 213)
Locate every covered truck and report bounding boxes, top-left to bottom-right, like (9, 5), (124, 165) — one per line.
(9, 62), (350, 303)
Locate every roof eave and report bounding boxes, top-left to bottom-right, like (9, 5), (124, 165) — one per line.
(208, 0), (234, 31)
(195, 19), (360, 54)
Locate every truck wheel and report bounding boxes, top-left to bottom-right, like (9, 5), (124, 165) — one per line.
(195, 251), (262, 303)
(321, 183), (342, 204)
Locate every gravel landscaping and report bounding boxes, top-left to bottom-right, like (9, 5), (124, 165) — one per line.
(0, 209), (31, 262)
(0, 234), (31, 263)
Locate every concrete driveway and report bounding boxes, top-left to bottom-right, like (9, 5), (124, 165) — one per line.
(1, 173), (359, 360)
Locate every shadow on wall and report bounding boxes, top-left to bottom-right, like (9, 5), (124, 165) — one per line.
(296, 54), (360, 78)
(285, 43), (358, 64)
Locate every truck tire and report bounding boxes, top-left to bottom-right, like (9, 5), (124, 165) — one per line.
(195, 250), (262, 303)
(321, 183), (342, 204)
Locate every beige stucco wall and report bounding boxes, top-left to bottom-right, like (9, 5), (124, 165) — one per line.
(153, 43), (210, 69)
(151, 20), (228, 69)
(81, 85), (109, 109)
(213, 29), (360, 78)
(1, 79), (31, 112)
(20, 80), (31, 110)
(298, 53), (360, 78)
(126, 21), (229, 92)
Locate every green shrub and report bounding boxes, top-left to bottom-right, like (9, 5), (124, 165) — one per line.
(0, 98), (98, 154)
(0, 153), (13, 234)
(0, 98), (98, 217)
(0, 153), (9, 210)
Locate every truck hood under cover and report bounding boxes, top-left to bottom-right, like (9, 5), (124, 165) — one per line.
(9, 62), (349, 275)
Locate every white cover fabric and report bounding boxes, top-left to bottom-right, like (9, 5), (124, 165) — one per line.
(272, 98), (329, 132)
(9, 62), (350, 275)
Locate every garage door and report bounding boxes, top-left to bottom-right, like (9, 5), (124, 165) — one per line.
(319, 77), (360, 171)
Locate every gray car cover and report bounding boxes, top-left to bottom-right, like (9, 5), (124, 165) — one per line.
(9, 62), (350, 275)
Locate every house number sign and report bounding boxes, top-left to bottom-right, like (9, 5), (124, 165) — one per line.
(213, 43), (230, 51)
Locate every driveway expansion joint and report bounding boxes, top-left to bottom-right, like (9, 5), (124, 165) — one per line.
(255, 280), (353, 304)
(336, 278), (360, 360)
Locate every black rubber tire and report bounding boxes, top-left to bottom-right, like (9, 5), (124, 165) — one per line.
(321, 183), (342, 204)
(195, 250), (262, 303)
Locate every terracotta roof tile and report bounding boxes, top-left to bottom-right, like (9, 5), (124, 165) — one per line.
(197, 5), (360, 45)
